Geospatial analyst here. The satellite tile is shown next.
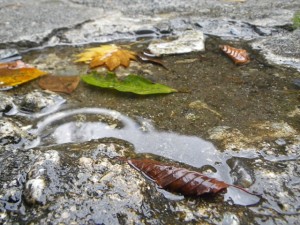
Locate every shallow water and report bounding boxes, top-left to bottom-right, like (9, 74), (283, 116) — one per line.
(2, 36), (300, 224)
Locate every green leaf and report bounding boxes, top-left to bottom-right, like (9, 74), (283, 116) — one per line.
(81, 72), (177, 95)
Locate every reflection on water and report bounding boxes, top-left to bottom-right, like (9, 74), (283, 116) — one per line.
(35, 108), (225, 176)
(34, 107), (261, 206)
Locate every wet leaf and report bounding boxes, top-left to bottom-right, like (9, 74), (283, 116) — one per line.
(137, 51), (167, 69)
(220, 45), (250, 65)
(38, 75), (80, 94)
(127, 158), (229, 196)
(0, 63), (47, 89)
(126, 158), (259, 199)
(81, 72), (177, 95)
(75, 44), (137, 71)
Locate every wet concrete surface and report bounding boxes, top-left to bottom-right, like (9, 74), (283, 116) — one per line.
(1, 1), (300, 224)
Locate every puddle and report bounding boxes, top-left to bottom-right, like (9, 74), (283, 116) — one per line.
(1, 36), (300, 224)
(33, 107), (262, 206)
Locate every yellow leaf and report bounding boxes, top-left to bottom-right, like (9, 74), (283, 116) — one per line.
(74, 44), (136, 71)
(0, 67), (47, 88)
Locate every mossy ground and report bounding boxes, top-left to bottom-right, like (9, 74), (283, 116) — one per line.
(293, 11), (300, 29)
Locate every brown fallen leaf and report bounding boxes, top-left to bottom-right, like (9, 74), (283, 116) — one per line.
(220, 45), (250, 65)
(125, 158), (259, 199)
(137, 51), (167, 69)
(127, 158), (228, 196)
(0, 64), (47, 89)
(38, 75), (80, 94)
(74, 44), (137, 71)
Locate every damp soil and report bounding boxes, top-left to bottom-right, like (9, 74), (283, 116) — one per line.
(2, 36), (300, 224)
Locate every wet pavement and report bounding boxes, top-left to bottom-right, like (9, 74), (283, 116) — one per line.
(1, 1), (300, 225)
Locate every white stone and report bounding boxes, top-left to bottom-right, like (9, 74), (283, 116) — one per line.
(25, 178), (46, 203)
(148, 30), (205, 56)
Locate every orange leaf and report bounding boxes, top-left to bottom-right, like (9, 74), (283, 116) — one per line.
(0, 66), (47, 89)
(75, 44), (136, 71)
(38, 75), (80, 94)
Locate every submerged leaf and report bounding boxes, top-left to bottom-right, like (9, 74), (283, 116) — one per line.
(81, 72), (177, 95)
(0, 65), (47, 89)
(38, 75), (80, 94)
(75, 44), (136, 71)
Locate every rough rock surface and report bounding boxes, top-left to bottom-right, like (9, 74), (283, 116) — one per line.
(0, 0), (299, 70)
(0, 0), (102, 47)
(1, 136), (299, 224)
(0, 48), (20, 62)
(0, 118), (25, 145)
(0, 89), (65, 117)
(0, 92), (14, 114)
(252, 29), (300, 71)
(16, 90), (66, 117)
(0, 139), (231, 225)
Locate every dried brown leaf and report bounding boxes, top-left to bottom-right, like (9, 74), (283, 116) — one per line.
(137, 51), (167, 69)
(220, 45), (250, 65)
(127, 158), (229, 196)
(38, 75), (80, 94)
